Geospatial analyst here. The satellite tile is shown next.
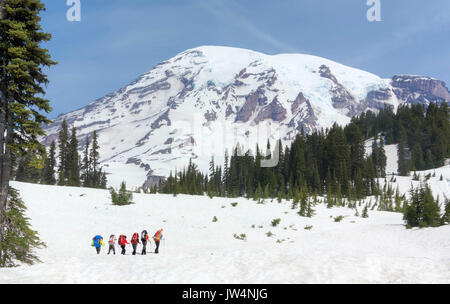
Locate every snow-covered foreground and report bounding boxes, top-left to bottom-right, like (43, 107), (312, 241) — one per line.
(0, 181), (449, 284)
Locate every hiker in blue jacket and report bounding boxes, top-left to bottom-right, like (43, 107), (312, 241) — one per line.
(92, 235), (104, 254)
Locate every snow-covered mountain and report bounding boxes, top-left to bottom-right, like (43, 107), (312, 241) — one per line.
(41, 46), (450, 188)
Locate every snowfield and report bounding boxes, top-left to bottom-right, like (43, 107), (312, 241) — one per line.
(0, 181), (449, 284)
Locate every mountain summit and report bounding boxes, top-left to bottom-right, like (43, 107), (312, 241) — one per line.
(42, 46), (450, 188)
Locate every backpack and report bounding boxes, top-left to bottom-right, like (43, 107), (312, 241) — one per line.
(92, 235), (103, 247)
(153, 229), (162, 241)
(118, 235), (125, 246)
(141, 230), (148, 242)
(132, 232), (139, 244)
(109, 235), (115, 245)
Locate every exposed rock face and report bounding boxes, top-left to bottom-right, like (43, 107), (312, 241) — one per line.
(359, 88), (395, 111)
(128, 78), (171, 99)
(291, 92), (308, 114)
(151, 110), (171, 129)
(204, 110), (217, 122)
(143, 174), (165, 189)
(319, 65), (356, 111)
(225, 105), (234, 118)
(391, 75), (450, 104)
(126, 157), (151, 171)
(289, 92), (318, 134)
(235, 86), (267, 123)
(254, 97), (287, 123)
(40, 46), (450, 188)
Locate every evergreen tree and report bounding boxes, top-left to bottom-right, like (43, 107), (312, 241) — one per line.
(0, 0), (56, 255)
(14, 154), (30, 182)
(411, 142), (425, 171)
(404, 184), (441, 228)
(0, 187), (45, 267)
(362, 204), (369, 218)
(57, 120), (69, 185)
(397, 126), (410, 176)
(67, 127), (80, 187)
(377, 136), (387, 177)
(81, 137), (91, 187)
(89, 131), (100, 187)
(223, 150), (230, 196)
(100, 171), (107, 189)
(441, 198), (450, 225)
(41, 141), (56, 185)
(110, 181), (133, 206)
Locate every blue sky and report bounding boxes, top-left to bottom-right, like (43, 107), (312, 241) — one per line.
(40, 0), (450, 118)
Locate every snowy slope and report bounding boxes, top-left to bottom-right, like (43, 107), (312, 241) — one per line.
(41, 46), (450, 189)
(365, 137), (399, 175)
(0, 180), (449, 284)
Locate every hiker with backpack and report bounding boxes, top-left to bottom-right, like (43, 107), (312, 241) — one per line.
(131, 232), (140, 255)
(153, 229), (163, 254)
(118, 234), (130, 255)
(92, 235), (104, 254)
(107, 234), (116, 255)
(141, 230), (150, 255)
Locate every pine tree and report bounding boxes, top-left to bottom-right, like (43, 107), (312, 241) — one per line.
(15, 154), (30, 182)
(100, 171), (107, 189)
(404, 184), (441, 228)
(90, 131), (100, 187)
(57, 120), (69, 185)
(298, 188), (308, 216)
(377, 136), (387, 177)
(67, 127), (80, 187)
(441, 198), (450, 225)
(397, 126), (410, 176)
(41, 141), (56, 185)
(81, 137), (91, 187)
(411, 143), (425, 171)
(326, 186), (333, 208)
(110, 181), (133, 206)
(223, 150), (230, 196)
(306, 199), (315, 218)
(0, 1), (56, 252)
(424, 149), (434, 169)
(0, 187), (46, 267)
(362, 204), (369, 218)
(421, 185), (441, 227)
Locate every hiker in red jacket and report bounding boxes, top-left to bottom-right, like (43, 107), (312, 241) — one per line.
(118, 235), (130, 255)
(131, 232), (140, 255)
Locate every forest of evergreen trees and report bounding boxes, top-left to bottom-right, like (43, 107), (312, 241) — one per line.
(157, 102), (449, 228)
(9, 103), (449, 228)
(12, 119), (107, 189)
(350, 102), (450, 175)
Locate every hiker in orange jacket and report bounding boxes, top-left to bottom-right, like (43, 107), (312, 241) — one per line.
(153, 229), (163, 254)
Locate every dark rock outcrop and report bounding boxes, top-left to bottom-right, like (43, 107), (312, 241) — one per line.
(254, 97), (287, 123)
(289, 92), (318, 134)
(319, 65), (356, 108)
(235, 87), (267, 123)
(391, 75), (450, 104)
(151, 110), (171, 129)
(204, 110), (217, 122)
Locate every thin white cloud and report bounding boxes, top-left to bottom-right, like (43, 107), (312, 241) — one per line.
(348, 6), (450, 67)
(197, 0), (299, 53)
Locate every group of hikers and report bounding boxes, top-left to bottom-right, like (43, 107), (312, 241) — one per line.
(91, 229), (163, 255)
